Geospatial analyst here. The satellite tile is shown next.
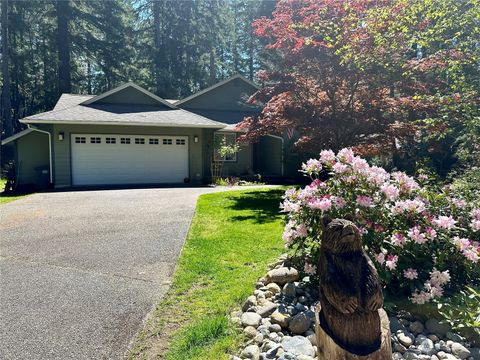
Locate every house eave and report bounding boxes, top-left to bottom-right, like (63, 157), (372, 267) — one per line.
(19, 119), (226, 129)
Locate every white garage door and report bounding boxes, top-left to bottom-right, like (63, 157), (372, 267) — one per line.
(71, 134), (189, 185)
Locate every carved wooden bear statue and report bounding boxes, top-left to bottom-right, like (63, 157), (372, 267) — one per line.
(316, 216), (391, 359)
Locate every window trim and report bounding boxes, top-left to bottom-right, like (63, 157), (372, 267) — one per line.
(213, 132), (237, 162)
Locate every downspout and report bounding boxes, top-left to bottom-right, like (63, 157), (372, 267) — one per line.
(27, 124), (53, 185)
(266, 134), (284, 177)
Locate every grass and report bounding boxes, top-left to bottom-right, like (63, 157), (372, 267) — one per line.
(0, 179), (31, 205)
(129, 187), (287, 360)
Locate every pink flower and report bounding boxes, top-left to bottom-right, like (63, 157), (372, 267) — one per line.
(304, 263), (317, 275)
(429, 269), (450, 287)
(380, 184), (399, 201)
(425, 227), (437, 239)
(470, 219), (480, 232)
(408, 226), (427, 244)
(332, 196), (346, 209)
(280, 200), (300, 213)
(296, 223), (308, 238)
(337, 148), (355, 163)
(432, 215), (457, 230)
(462, 249), (479, 263)
(451, 198), (467, 208)
(375, 252), (385, 264)
(453, 236), (471, 251)
(391, 232), (406, 247)
(385, 255), (398, 270)
(332, 162), (348, 174)
(356, 195), (373, 208)
(391, 199), (426, 215)
(411, 290), (432, 304)
(392, 171), (420, 193)
(308, 197), (332, 211)
(471, 208), (480, 220)
(351, 157), (369, 173)
(404, 268), (418, 280)
(418, 174), (429, 181)
(319, 150), (336, 163)
(302, 159), (322, 174)
(374, 224), (384, 233)
(368, 166), (390, 185)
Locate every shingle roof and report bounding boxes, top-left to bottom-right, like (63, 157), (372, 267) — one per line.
(21, 102), (227, 128)
(53, 94), (95, 111)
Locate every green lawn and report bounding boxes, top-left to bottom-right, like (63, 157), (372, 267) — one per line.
(0, 179), (31, 205)
(129, 188), (286, 360)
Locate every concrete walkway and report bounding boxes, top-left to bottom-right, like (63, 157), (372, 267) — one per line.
(0, 186), (266, 359)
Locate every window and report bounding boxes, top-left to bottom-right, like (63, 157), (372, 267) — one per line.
(176, 139), (186, 145)
(90, 137), (101, 144)
(120, 137), (131, 144)
(163, 138), (172, 145)
(106, 137), (116, 144)
(75, 137), (86, 144)
(135, 138), (145, 144)
(149, 138), (159, 145)
(213, 133), (237, 162)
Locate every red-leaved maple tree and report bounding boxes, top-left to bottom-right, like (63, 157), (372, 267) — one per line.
(239, 0), (478, 156)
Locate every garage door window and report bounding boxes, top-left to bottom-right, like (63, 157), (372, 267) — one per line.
(90, 137), (101, 144)
(176, 139), (186, 145)
(106, 137), (116, 144)
(149, 138), (159, 145)
(121, 138), (130, 144)
(75, 136), (86, 144)
(135, 138), (145, 144)
(163, 139), (172, 145)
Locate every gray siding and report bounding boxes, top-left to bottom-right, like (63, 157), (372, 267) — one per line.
(51, 124), (205, 187)
(95, 86), (167, 106)
(180, 78), (258, 112)
(257, 136), (283, 176)
(16, 131), (50, 189)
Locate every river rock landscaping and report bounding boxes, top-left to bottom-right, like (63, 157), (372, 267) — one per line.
(229, 256), (480, 360)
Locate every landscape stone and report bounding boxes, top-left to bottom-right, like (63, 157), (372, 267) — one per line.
(426, 319), (451, 336)
(404, 351), (420, 360)
(265, 267), (299, 286)
(446, 332), (465, 343)
(242, 295), (257, 312)
(410, 321), (425, 335)
(277, 353), (297, 360)
(282, 283), (296, 298)
(265, 283), (281, 294)
(451, 342), (471, 359)
(281, 336), (315, 357)
(288, 312), (310, 335)
(270, 311), (290, 328)
(394, 343), (407, 353)
(265, 344), (283, 359)
(256, 302), (277, 318)
(244, 326), (258, 338)
(391, 316), (407, 332)
(241, 344), (260, 360)
(397, 330), (415, 347)
(268, 324), (282, 332)
(470, 348), (480, 360)
(418, 338), (436, 355)
(242, 313), (262, 327)
(392, 353), (404, 360)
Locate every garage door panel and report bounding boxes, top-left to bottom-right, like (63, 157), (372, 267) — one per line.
(71, 134), (189, 185)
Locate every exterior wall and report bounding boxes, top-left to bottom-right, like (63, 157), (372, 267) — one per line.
(180, 78), (258, 112)
(16, 131), (50, 189)
(95, 87), (165, 106)
(51, 124), (206, 187)
(202, 129), (254, 179)
(222, 142), (253, 177)
(256, 135), (283, 176)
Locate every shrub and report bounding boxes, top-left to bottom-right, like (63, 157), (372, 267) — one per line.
(281, 149), (480, 304)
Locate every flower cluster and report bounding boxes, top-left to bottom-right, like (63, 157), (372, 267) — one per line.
(281, 149), (480, 304)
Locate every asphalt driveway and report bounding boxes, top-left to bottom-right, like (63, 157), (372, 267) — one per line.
(0, 187), (226, 360)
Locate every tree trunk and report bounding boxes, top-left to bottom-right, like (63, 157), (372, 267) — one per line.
(56, 0), (71, 94)
(209, 46), (216, 85)
(1, 0), (13, 138)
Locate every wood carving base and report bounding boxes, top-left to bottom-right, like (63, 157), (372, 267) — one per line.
(315, 304), (392, 360)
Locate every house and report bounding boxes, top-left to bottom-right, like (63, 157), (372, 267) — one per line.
(1, 75), (283, 189)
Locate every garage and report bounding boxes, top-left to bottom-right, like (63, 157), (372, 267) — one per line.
(71, 134), (189, 185)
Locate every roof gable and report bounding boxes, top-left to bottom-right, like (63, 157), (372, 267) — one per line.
(81, 82), (176, 108)
(175, 74), (260, 111)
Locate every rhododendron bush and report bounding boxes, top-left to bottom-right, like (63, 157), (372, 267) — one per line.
(282, 149), (480, 304)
